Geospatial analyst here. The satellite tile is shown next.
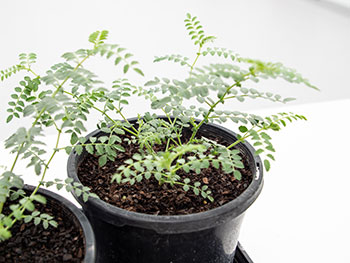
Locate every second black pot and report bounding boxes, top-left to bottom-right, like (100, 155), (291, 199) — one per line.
(67, 120), (263, 263)
(21, 185), (96, 262)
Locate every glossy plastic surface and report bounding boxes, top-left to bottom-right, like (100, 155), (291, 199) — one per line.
(235, 242), (254, 263)
(67, 119), (263, 263)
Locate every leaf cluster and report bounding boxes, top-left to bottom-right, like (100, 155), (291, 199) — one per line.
(0, 29), (143, 241)
(154, 54), (190, 67)
(0, 65), (24, 82)
(0, 53), (37, 82)
(0, 171), (53, 241)
(0, 13), (317, 241)
(6, 76), (40, 123)
(68, 123), (126, 167)
(184, 13), (216, 47)
(43, 178), (99, 202)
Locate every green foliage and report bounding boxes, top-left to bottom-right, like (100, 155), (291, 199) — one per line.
(94, 42), (144, 76)
(241, 58), (318, 90)
(5, 126), (47, 176)
(112, 141), (214, 200)
(154, 54), (191, 67)
(184, 13), (216, 47)
(0, 13), (317, 242)
(23, 211), (57, 229)
(103, 13), (314, 203)
(0, 28), (139, 242)
(70, 123), (126, 164)
(0, 65), (24, 82)
(88, 30), (109, 47)
(201, 47), (238, 61)
(88, 30), (144, 76)
(0, 53), (37, 82)
(0, 171), (56, 241)
(6, 76), (40, 123)
(19, 53), (37, 68)
(43, 178), (99, 202)
(0, 172), (24, 204)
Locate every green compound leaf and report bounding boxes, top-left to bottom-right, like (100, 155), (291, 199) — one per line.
(123, 64), (130, 74)
(254, 149), (264, 156)
(239, 126), (248, 133)
(6, 115), (13, 123)
(234, 170), (242, 180)
(32, 194), (46, 204)
(264, 159), (271, 171)
(98, 155), (107, 167)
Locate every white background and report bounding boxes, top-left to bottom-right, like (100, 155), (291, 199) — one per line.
(1, 0), (350, 139)
(1, 1), (349, 262)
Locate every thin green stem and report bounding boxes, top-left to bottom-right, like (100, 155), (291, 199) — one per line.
(167, 145), (204, 170)
(26, 149), (49, 169)
(161, 108), (174, 126)
(10, 54), (91, 173)
(227, 126), (264, 150)
(23, 67), (39, 78)
(165, 138), (171, 152)
(144, 142), (156, 156)
(190, 46), (202, 77)
(159, 120), (181, 147)
(65, 90), (138, 137)
(227, 113), (293, 150)
(160, 108), (182, 146)
(33, 130), (61, 195)
(6, 130), (62, 231)
(10, 150), (21, 172)
(46, 112), (61, 132)
(114, 104), (139, 134)
(162, 179), (205, 196)
(55, 142), (111, 151)
(188, 75), (251, 143)
(204, 99), (212, 107)
(224, 95), (249, 100)
(172, 155), (213, 173)
(188, 86), (231, 142)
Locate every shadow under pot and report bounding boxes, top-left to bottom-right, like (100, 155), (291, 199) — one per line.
(0, 185), (96, 263)
(67, 119), (263, 263)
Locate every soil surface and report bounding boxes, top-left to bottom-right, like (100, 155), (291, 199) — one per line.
(0, 195), (85, 263)
(78, 129), (253, 215)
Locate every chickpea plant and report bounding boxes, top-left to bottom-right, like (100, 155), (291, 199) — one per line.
(0, 13), (317, 241)
(0, 30), (142, 241)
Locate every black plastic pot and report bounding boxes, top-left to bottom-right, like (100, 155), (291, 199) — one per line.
(23, 185), (96, 263)
(67, 119), (263, 263)
(235, 242), (254, 263)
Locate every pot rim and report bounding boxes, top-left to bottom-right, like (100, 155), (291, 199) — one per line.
(67, 117), (264, 233)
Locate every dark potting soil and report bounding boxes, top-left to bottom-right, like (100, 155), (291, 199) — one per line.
(77, 130), (253, 215)
(0, 195), (85, 263)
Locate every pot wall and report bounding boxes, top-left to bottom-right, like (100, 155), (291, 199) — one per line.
(67, 119), (263, 263)
(85, 207), (245, 262)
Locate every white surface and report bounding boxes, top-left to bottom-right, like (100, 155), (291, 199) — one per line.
(239, 99), (350, 263)
(1, 99), (349, 262)
(1, 0), (350, 261)
(1, 0), (350, 140)
(321, 0), (350, 8)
